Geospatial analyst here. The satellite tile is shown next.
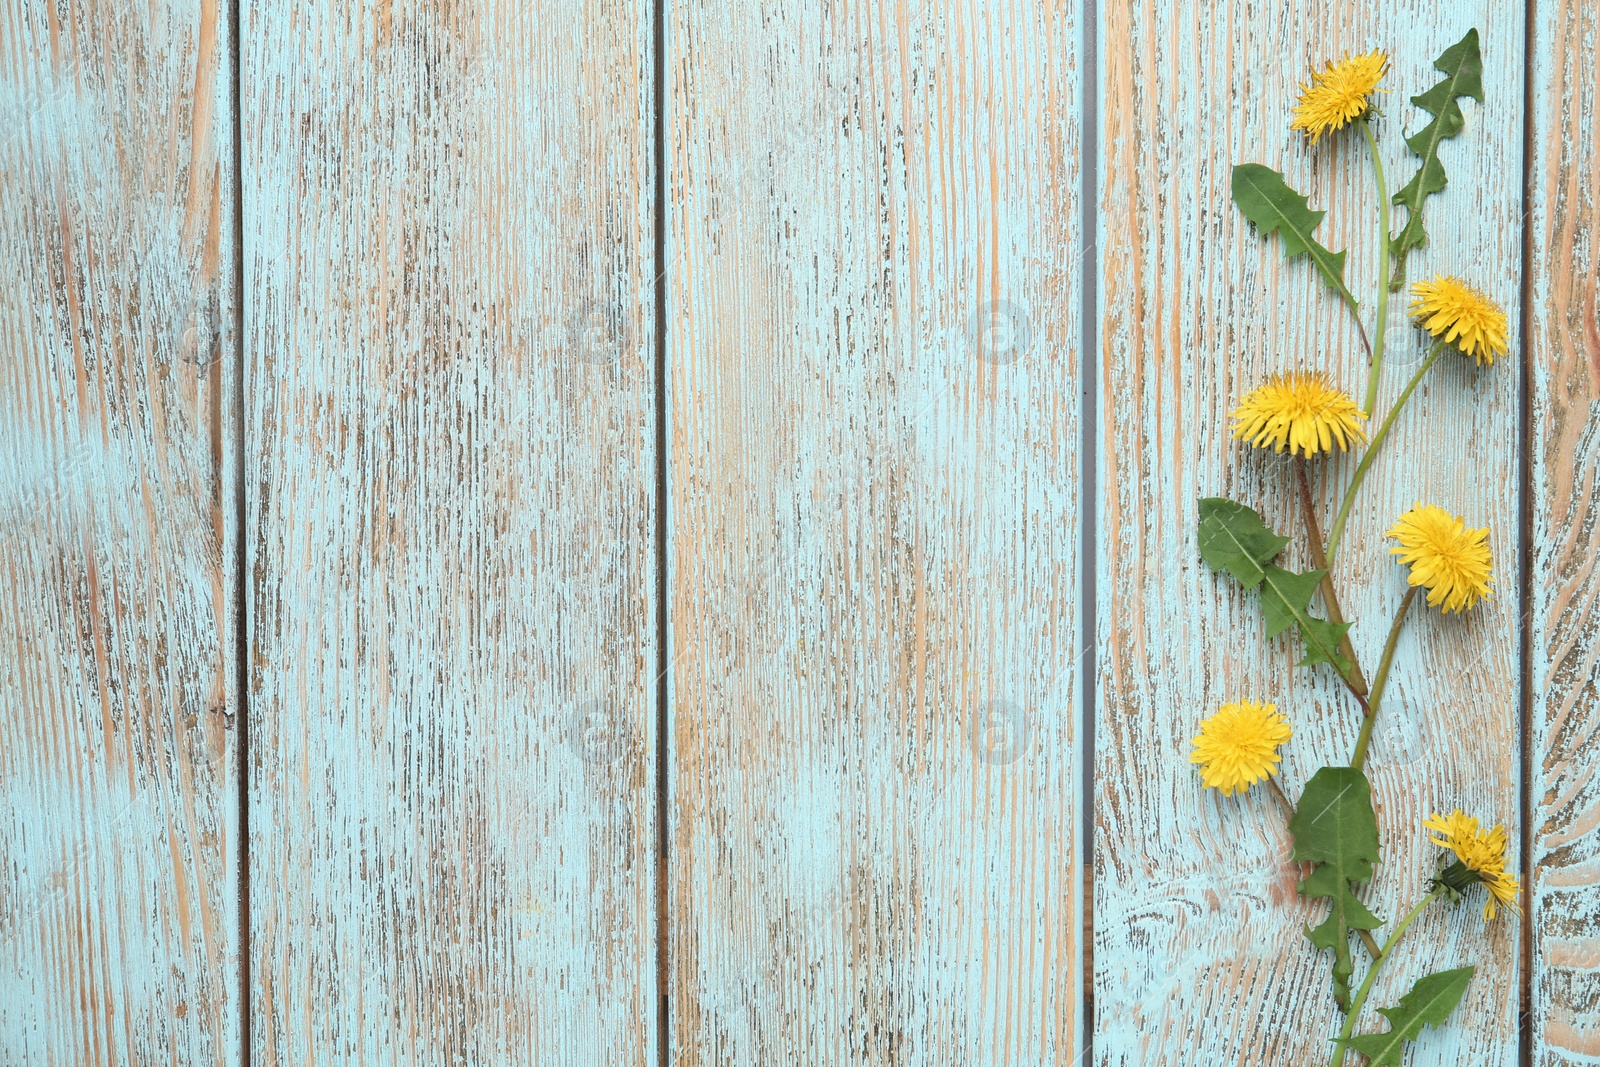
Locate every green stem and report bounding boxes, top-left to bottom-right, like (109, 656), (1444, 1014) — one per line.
(1359, 118), (1392, 417)
(1327, 889), (1445, 1067)
(1326, 341), (1448, 563)
(1349, 302), (1374, 365)
(1350, 586), (1418, 771)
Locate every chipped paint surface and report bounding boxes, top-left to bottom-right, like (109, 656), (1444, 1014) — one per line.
(0, 0), (239, 1064)
(668, 1), (1087, 1062)
(243, 1), (657, 1064)
(1529, 2), (1600, 1063)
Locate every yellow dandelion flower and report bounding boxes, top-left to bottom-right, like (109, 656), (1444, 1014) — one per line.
(1479, 865), (1523, 920)
(1231, 371), (1367, 458)
(1409, 275), (1510, 365)
(1387, 504), (1493, 614)
(1425, 809), (1523, 920)
(1190, 700), (1293, 796)
(1291, 51), (1389, 145)
(1425, 811), (1506, 875)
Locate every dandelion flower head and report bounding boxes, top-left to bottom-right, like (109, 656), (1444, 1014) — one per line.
(1292, 51), (1389, 144)
(1191, 700), (1293, 797)
(1409, 275), (1509, 365)
(1231, 371), (1367, 458)
(1387, 504), (1493, 614)
(1425, 809), (1522, 920)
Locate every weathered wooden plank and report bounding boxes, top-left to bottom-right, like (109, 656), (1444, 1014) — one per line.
(1096, 5), (1525, 1063)
(0, 0), (240, 1063)
(1528, 1), (1600, 1061)
(669, 2), (1085, 1062)
(243, 3), (657, 1063)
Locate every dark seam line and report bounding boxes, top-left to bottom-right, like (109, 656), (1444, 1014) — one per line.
(1077, 0), (1101, 1059)
(230, 0), (251, 1063)
(1517, 3), (1538, 1065)
(653, 0), (671, 1065)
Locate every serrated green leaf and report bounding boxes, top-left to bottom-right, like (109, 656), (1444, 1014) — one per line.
(1290, 767), (1384, 1010)
(1260, 566), (1323, 639)
(1295, 615), (1355, 670)
(1302, 866), (1383, 1010)
(1390, 29), (1484, 280)
(1260, 565), (1355, 675)
(1348, 966), (1476, 1065)
(1198, 504), (1355, 680)
(1231, 163), (1356, 306)
(1197, 498), (1291, 589)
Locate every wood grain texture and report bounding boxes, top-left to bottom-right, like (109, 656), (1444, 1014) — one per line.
(1528, 0), (1600, 1061)
(669, 2), (1085, 1063)
(0, 0), (239, 1063)
(243, 2), (657, 1063)
(1095, 5), (1525, 1063)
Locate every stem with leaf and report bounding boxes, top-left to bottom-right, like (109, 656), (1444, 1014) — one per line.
(1229, 164), (1372, 362)
(1327, 888), (1445, 1067)
(1326, 340), (1449, 562)
(1267, 776), (1295, 819)
(1350, 587), (1418, 771)
(1295, 458), (1369, 702)
(1294, 460), (1381, 960)
(1271, 763), (1383, 962)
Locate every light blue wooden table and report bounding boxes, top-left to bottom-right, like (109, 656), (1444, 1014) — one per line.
(1, 1), (1595, 1064)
